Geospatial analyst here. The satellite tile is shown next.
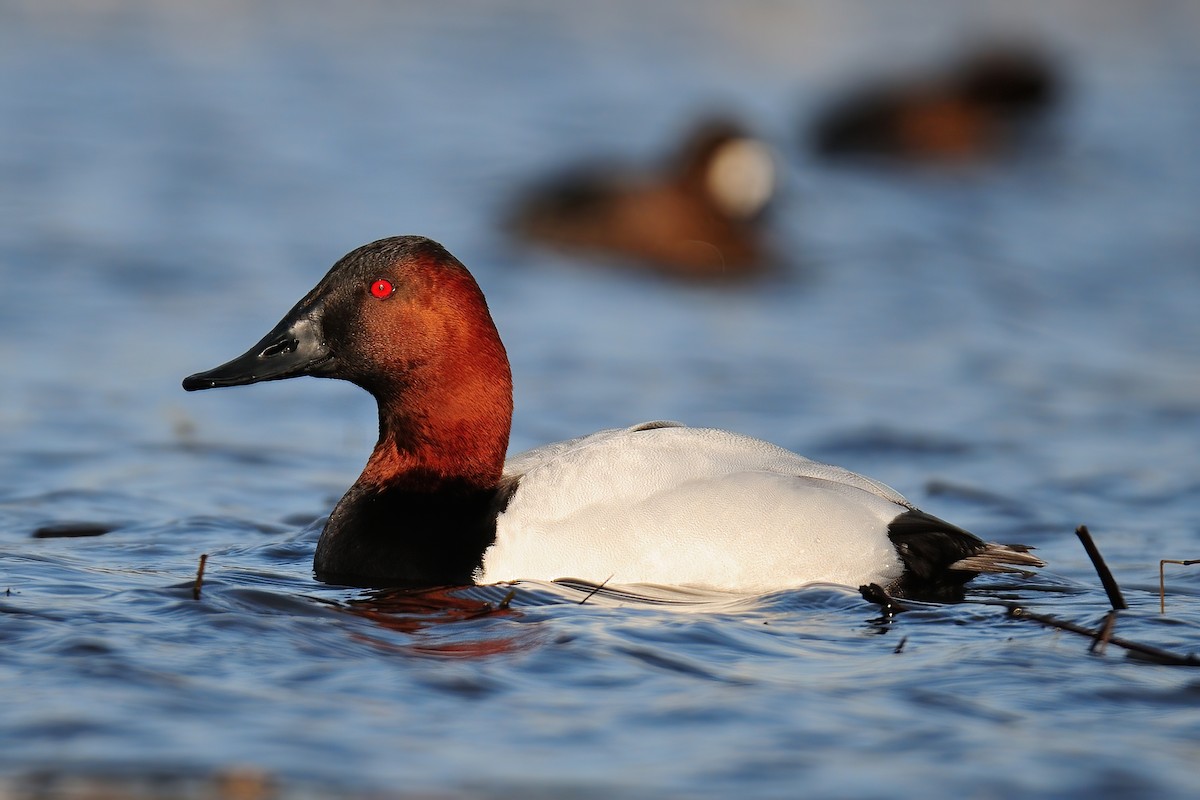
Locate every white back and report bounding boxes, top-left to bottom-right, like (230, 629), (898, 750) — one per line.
(482, 423), (914, 592)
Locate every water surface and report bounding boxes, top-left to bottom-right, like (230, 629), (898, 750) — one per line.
(2, 2), (1199, 797)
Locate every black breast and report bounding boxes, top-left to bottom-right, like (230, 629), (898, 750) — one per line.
(313, 478), (519, 589)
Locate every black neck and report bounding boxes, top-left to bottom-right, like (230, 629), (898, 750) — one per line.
(313, 479), (513, 588)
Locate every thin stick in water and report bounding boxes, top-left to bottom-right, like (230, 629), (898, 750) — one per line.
(1008, 606), (1199, 666)
(579, 575), (614, 605)
(193, 553), (208, 601)
(1089, 610), (1118, 655)
(1075, 526), (1127, 611)
(1159, 559), (1200, 614)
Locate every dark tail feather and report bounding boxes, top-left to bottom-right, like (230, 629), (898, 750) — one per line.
(886, 509), (1043, 602)
(949, 542), (1044, 574)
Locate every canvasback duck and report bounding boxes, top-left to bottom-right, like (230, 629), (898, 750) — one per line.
(508, 118), (776, 281)
(811, 44), (1060, 162)
(183, 236), (1042, 600)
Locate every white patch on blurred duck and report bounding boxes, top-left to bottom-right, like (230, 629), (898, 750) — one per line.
(706, 137), (775, 220)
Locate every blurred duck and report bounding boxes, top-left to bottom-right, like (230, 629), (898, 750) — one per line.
(509, 118), (776, 280)
(183, 236), (1043, 599)
(810, 44), (1061, 162)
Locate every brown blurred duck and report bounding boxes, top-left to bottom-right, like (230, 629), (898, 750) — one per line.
(509, 119), (776, 280)
(811, 44), (1061, 162)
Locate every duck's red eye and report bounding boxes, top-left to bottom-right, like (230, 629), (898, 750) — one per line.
(370, 279), (394, 299)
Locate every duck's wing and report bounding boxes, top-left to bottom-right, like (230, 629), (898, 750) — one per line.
(503, 422), (914, 510)
(487, 423), (913, 592)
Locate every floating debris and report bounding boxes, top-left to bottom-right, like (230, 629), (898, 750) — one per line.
(193, 553), (208, 601)
(32, 522), (116, 539)
(1159, 559), (1200, 614)
(861, 526), (1200, 666)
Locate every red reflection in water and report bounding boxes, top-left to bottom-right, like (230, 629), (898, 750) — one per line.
(339, 585), (530, 658)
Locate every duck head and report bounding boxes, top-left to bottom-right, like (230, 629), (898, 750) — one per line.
(183, 236), (513, 490)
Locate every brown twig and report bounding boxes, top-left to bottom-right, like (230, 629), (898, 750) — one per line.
(857, 530), (1199, 666)
(1089, 610), (1118, 655)
(1159, 559), (1200, 614)
(579, 575), (615, 605)
(497, 589), (516, 610)
(192, 553), (208, 601)
(1007, 606), (1199, 666)
(1075, 526), (1127, 611)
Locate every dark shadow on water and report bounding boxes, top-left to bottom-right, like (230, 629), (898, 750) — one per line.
(31, 522), (118, 539)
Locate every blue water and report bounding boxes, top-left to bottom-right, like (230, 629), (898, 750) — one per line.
(2, 1), (1200, 797)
